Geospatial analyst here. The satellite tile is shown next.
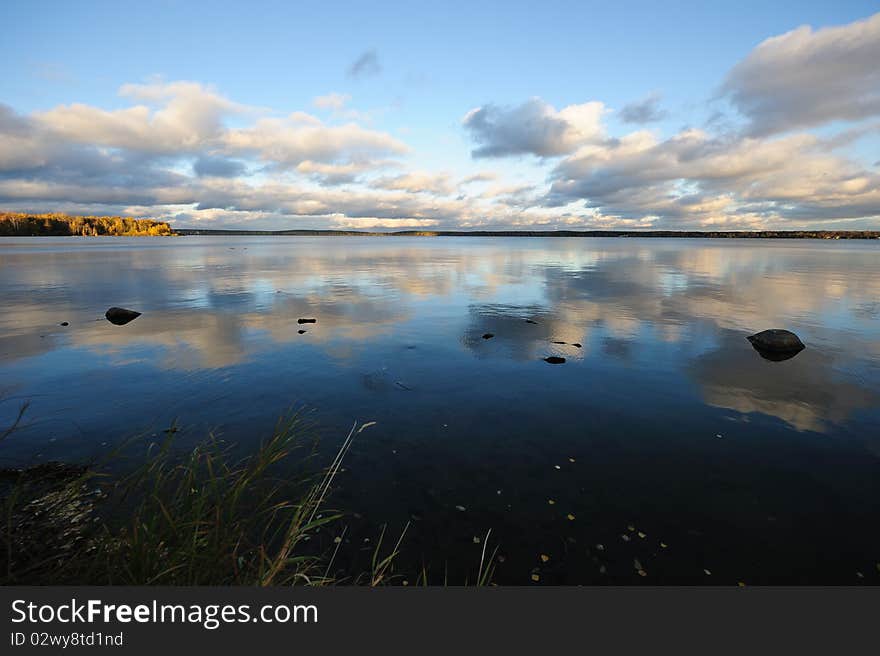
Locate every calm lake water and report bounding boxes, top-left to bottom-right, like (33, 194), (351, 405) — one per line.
(1, 236), (879, 584)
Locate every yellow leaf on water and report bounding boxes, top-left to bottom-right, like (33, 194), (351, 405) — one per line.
(660, 542), (668, 548)
(531, 574), (540, 582)
(637, 532), (646, 539)
(540, 554), (550, 562)
(627, 525), (635, 532)
(548, 499), (556, 505)
(737, 582), (746, 587)
(567, 514), (575, 521)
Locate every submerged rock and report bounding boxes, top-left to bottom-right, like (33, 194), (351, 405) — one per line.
(297, 318), (317, 324)
(482, 333), (494, 339)
(572, 343), (582, 348)
(552, 340), (566, 345)
(298, 329), (307, 334)
(747, 329), (804, 357)
(525, 319), (538, 324)
(59, 321), (69, 327)
(104, 307), (141, 326)
(544, 356), (566, 364)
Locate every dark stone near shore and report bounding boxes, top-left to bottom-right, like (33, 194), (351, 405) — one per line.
(298, 329), (306, 334)
(482, 333), (494, 339)
(525, 319), (538, 324)
(544, 356), (566, 364)
(59, 321), (69, 326)
(747, 329), (804, 353)
(298, 318), (317, 324)
(552, 340), (566, 344)
(572, 343), (582, 348)
(104, 307), (141, 325)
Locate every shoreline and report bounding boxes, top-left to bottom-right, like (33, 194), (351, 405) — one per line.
(175, 229), (880, 239)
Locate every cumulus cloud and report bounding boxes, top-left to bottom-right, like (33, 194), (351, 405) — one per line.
(619, 93), (668, 124)
(370, 172), (453, 195)
(223, 114), (408, 168)
(462, 98), (606, 158)
(192, 156), (247, 178)
(720, 12), (880, 135)
(347, 49), (381, 79)
(545, 127), (880, 226)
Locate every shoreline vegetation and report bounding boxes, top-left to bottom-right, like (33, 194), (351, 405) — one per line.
(0, 212), (173, 237)
(1, 212), (878, 239)
(0, 406), (495, 586)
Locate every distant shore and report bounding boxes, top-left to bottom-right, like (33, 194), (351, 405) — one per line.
(2, 213), (877, 239)
(173, 228), (880, 239)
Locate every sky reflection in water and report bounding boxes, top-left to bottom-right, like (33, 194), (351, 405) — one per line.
(1, 236), (878, 583)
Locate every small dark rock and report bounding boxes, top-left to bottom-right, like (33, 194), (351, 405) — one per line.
(297, 318), (317, 324)
(552, 340), (566, 345)
(59, 322), (69, 327)
(525, 319), (538, 324)
(747, 329), (805, 358)
(544, 356), (566, 364)
(298, 329), (306, 334)
(482, 333), (494, 339)
(572, 343), (582, 348)
(104, 307), (141, 326)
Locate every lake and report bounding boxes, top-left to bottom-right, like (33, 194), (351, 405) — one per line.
(1, 236), (879, 584)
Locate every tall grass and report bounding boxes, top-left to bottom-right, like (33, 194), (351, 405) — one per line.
(1, 406), (498, 586)
(1, 417), (373, 585)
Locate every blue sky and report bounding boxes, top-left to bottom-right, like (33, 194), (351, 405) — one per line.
(1, 1), (878, 229)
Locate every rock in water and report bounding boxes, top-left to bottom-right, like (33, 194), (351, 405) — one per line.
(105, 307), (141, 326)
(544, 356), (566, 364)
(747, 329), (804, 360)
(297, 318), (317, 324)
(482, 333), (494, 339)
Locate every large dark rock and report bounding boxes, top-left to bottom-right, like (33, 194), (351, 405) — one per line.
(747, 329), (805, 356)
(297, 318), (317, 324)
(104, 307), (141, 326)
(482, 333), (494, 339)
(544, 356), (566, 364)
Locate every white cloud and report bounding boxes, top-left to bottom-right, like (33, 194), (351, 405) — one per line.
(721, 12), (880, 135)
(462, 98), (606, 158)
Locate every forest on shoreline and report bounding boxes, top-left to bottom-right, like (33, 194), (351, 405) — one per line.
(0, 212), (173, 236)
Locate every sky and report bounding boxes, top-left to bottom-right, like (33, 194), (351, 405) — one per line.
(1, 0), (879, 230)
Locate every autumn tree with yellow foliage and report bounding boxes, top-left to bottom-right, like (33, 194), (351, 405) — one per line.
(0, 212), (174, 236)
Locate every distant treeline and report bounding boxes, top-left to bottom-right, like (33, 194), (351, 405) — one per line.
(0, 212), (173, 236)
(176, 228), (880, 239)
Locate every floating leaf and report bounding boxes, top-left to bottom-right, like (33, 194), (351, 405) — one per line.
(567, 514), (575, 521)
(548, 499), (556, 505)
(455, 505), (466, 512)
(531, 573), (540, 582)
(737, 582), (746, 587)
(596, 544), (605, 551)
(569, 457), (576, 463)
(627, 525), (635, 532)
(473, 536), (481, 544)
(633, 558), (643, 571)
(554, 465), (561, 470)
(704, 569), (712, 576)
(540, 554), (550, 563)
(621, 534), (631, 542)
(660, 542), (668, 548)
(637, 531), (646, 539)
